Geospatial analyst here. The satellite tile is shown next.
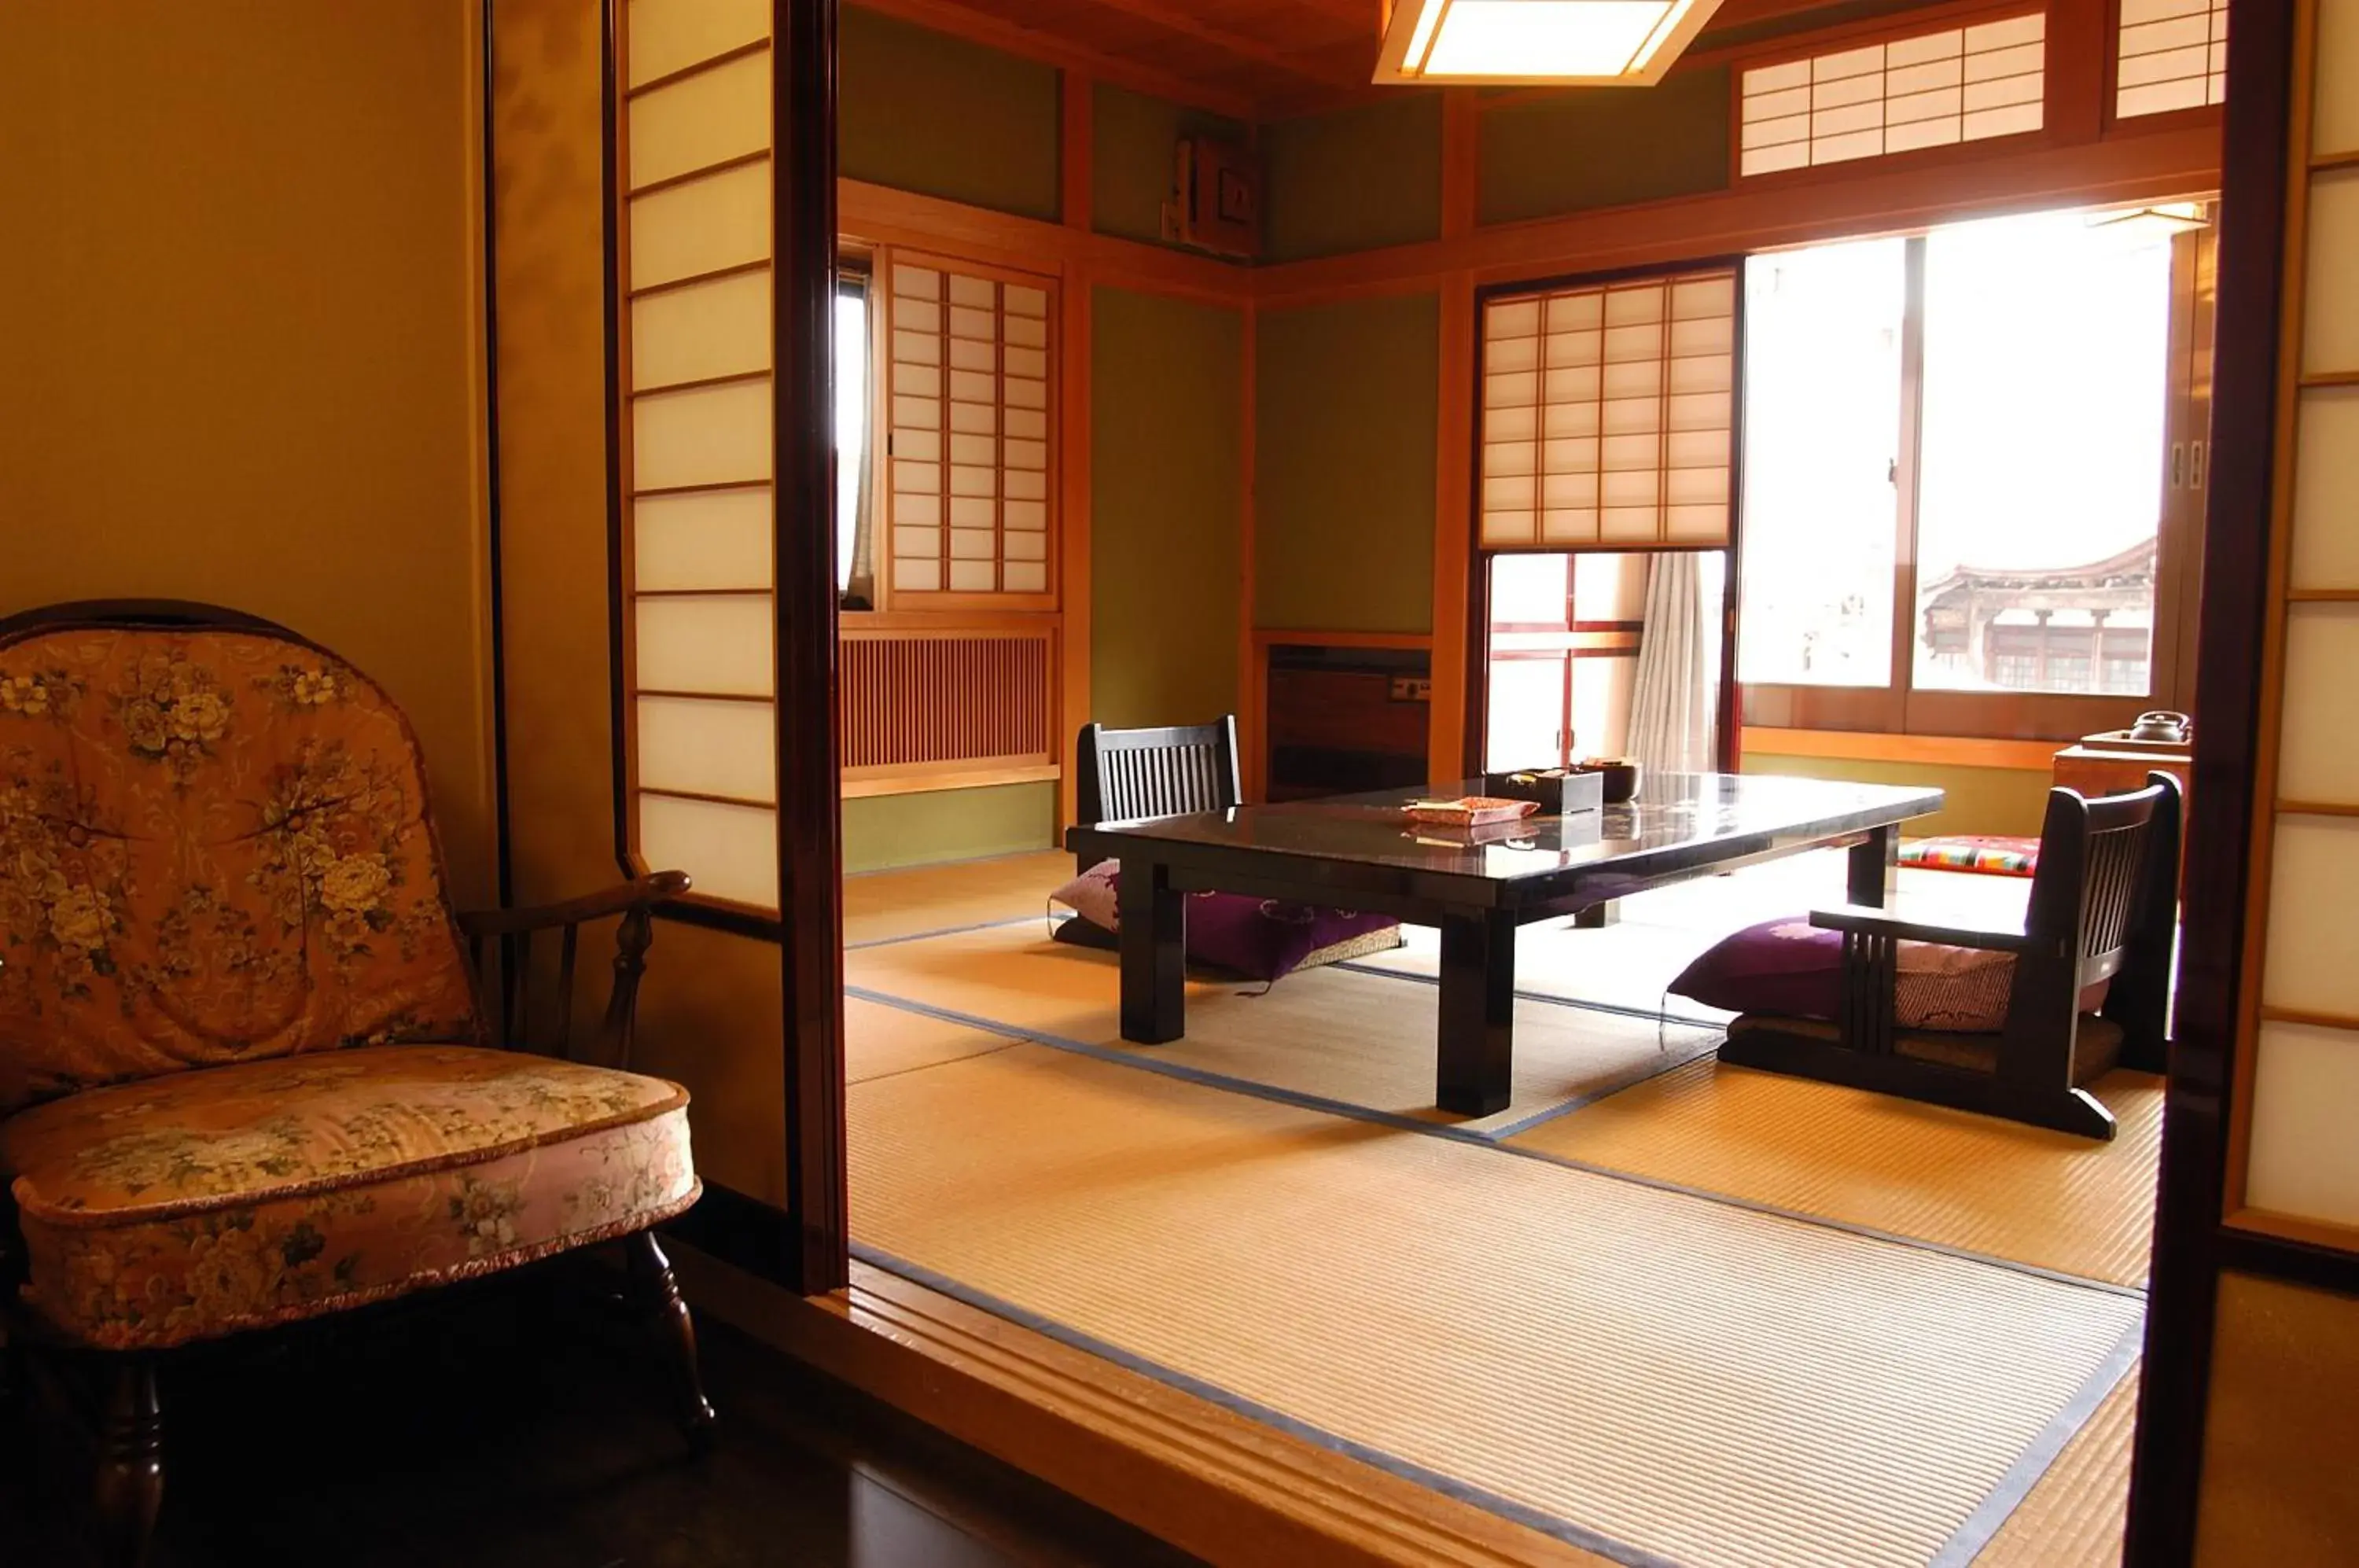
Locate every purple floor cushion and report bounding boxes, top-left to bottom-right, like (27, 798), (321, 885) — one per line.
(1051, 859), (1400, 982)
(1669, 915), (2107, 1033)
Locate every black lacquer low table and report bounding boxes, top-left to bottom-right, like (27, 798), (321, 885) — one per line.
(1065, 772), (1945, 1117)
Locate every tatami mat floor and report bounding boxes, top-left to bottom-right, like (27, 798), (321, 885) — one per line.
(840, 849), (2158, 1566)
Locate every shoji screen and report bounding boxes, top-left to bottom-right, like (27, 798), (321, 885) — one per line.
(882, 252), (1057, 599)
(2236, 1), (2359, 1234)
(618, 0), (779, 913)
(1738, 11), (2047, 176)
(2114, 0), (2228, 119)
(1478, 267), (1737, 550)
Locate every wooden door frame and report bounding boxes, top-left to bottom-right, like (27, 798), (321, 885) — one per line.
(2122, 0), (2359, 1558)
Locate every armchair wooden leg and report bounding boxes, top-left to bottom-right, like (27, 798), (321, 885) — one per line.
(92, 1358), (162, 1568)
(626, 1231), (716, 1452)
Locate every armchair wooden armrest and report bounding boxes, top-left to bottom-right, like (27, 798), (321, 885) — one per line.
(1809, 903), (2033, 954)
(457, 870), (694, 1069)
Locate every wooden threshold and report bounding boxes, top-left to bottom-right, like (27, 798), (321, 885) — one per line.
(841, 761), (1062, 799)
(669, 1249), (1611, 1568)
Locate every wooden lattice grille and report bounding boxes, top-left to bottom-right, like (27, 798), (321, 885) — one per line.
(1479, 267), (1738, 550)
(1738, 10), (2047, 177)
(885, 254), (1055, 598)
(840, 630), (1056, 772)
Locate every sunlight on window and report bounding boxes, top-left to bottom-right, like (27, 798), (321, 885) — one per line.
(1736, 238), (1905, 686)
(834, 287), (868, 594)
(1913, 212), (2172, 694)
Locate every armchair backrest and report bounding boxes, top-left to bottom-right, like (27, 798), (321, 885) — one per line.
(2009, 771), (2181, 1040)
(0, 601), (481, 1112)
(1074, 716), (1242, 830)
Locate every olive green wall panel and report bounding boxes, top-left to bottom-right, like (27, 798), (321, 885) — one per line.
(840, 6), (1060, 221)
(843, 782), (1058, 873)
(1091, 285), (1245, 729)
(1478, 68), (1732, 226)
(1255, 293), (1440, 635)
(1264, 95), (1443, 263)
(1092, 82), (1249, 248)
(1738, 753), (2050, 837)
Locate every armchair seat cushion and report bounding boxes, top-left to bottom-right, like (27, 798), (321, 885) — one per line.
(1669, 915), (2107, 1032)
(1, 1045), (697, 1351)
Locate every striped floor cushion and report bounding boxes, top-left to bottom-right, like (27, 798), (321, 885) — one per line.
(1898, 835), (2040, 878)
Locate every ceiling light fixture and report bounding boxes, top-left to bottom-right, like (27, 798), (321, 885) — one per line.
(1375, 0), (1725, 86)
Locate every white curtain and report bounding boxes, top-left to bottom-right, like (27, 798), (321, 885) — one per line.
(1626, 552), (1717, 775)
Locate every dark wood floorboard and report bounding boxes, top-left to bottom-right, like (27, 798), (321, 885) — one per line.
(0, 1259), (1203, 1568)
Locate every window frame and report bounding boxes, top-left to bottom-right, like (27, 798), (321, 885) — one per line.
(1736, 216), (2216, 742)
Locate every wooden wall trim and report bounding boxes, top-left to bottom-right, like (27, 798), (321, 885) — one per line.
(1239, 305), (1263, 800)
(1742, 727), (2061, 772)
(672, 1248), (1612, 1568)
(841, 179), (1247, 304)
(776, 0), (851, 1297)
(1251, 121), (2224, 306)
(1430, 271), (1477, 786)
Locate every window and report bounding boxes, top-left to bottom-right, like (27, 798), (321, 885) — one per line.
(1735, 237), (1905, 686)
(1737, 204), (2210, 736)
(1738, 10), (2046, 178)
(1478, 265), (1738, 550)
(881, 252), (1056, 598)
(2114, 0), (2228, 119)
(837, 274), (873, 606)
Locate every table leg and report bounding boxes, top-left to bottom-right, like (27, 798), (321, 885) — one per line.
(1437, 909), (1515, 1117)
(1119, 857), (1185, 1043)
(1849, 823), (1900, 908)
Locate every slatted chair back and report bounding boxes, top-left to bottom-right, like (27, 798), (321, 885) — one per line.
(1075, 717), (1241, 870)
(2008, 770), (2181, 1047)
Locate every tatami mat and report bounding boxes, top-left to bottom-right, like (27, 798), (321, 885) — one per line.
(1971, 1368), (2136, 1566)
(845, 922), (1717, 1136)
(851, 1043), (2144, 1568)
(844, 848), (1073, 948)
(1508, 1058), (2164, 1288)
(845, 995), (1019, 1084)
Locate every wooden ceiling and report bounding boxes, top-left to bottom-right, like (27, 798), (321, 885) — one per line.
(856, 0), (1893, 120)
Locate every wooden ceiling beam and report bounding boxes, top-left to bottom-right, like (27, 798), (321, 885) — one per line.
(1071, 0), (1370, 92)
(850, 0), (1260, 120)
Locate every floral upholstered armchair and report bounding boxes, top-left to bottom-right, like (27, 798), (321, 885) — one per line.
(0, 602), (712, 1566)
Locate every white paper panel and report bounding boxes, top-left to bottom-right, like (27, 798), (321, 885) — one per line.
(627, 0), (767, 88)
(2291, 388), (2359, 589)
(631, 269), (770, 389)
(2277, 604), (2359, 803)
(2262, 815), (2359, 1017)
(635, 594), (775, 695)
(628, 50), (769, 190)
(635, 488), (772, 590)
(633, 380), (772, 490)
(628, 161), (769, 289)
(2318, 0), (2359, 153)
(2245, 1022), (2359, 1225)
(635, 695), (777, 804)
(2302, 169), (2359, 375)
(638, 793), (777, 909)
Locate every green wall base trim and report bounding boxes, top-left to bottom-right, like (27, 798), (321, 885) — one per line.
(1739, 753), (2052, 839)
(842, 782), (1058, 874)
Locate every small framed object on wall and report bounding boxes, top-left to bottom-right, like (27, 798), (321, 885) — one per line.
(1165, 137), (1260, 259)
